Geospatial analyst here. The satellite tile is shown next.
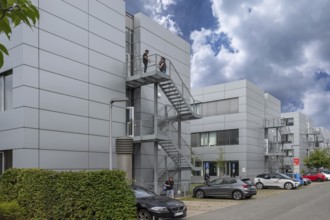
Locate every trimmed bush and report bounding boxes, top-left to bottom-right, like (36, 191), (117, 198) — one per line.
(0, 168), (136, 219)
(0, 201), (22, 220)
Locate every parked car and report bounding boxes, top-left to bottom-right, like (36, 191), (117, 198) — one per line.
(320, 170), (330, 181)
(193, 177), (257, 200)
(254, 173), (299, 190)
(302, 172), (326, 182)
(133, 185), (187, 220)
(284, 173), (304, 186)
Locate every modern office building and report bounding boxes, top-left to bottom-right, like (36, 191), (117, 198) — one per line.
(190, 80), (289, 179)
(281, 112), (330, 172)
(0, 0), (199, 193)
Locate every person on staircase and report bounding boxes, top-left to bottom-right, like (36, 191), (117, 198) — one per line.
(143, 49), (149, 73)
(158, 56), (166, 74)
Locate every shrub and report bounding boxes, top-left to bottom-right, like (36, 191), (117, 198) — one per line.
(0, 201), (22, 220)
(0, 168), (136, 219)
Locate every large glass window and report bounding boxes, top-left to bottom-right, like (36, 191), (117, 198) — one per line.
(192, 129), (239, 147)
(0, 71), (13, 111)
(201, 133), (209, 147)
(201, 98), (239, 117)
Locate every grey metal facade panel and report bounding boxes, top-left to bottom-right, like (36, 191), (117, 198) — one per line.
(89, 136), (109, 152)
(89, 67), (125, 91)
(40, 130), (89, 151)
(89, 33), (125, 61)
(40, 70), (89, 99)
(40, 30), (88, 64)
(89, 152), (109, 169)
(89, 118), (109, 136)
(39, 10), (88, 47)
(63, 0), (89, 12)
(13, 65), (39, 88)
(13, 149), (39, 168)
(13, 87), (39, 109)
(89, 50), (125, 76)
(40, 90), (89, 117)
(89, 84), (125, 104)
(39, 150), (89, 169)
(89, 101), (109, 120)
(39, 110), (88, 134)
(89, 0), (126, 27)
(39, 50), (89, 82)
(39, 0), (88, 29)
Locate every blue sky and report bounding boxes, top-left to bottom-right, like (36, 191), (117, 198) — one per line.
(125, 0), (330, 130)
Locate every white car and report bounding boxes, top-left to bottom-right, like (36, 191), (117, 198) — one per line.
(254, 173), (299, 190)
(321, 170), (330, 181)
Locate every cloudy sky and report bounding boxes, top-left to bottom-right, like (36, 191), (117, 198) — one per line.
(125, 0), (330, 130)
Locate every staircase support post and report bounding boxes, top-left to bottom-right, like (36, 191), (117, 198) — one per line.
(178, 117), (182, 194)
(154, 141), (159, 195)
(154, 83), (158, 136)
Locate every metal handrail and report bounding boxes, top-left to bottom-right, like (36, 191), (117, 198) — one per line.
(130, 54), (202, 116)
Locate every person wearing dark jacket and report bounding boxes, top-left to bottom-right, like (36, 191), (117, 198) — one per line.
(165, 176), (174, 198)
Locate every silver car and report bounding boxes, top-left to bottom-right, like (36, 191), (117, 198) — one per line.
(193, 177), (257, 200)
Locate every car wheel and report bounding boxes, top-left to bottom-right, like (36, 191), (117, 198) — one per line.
(232, 191), (243, 200)
(245, 195), (252, 199)
(195, 190), (205, 199)
(137, 209), (152, 220)
(284, 182), (293, 190)
(256, 182), (264, 190)
(316, 178), (323, 182)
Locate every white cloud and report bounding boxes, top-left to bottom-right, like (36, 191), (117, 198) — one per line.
(190, 0), (330, 129)
(141, 0), (182, 35)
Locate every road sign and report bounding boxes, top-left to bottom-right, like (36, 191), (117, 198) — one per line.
(293, 158), (300, 165)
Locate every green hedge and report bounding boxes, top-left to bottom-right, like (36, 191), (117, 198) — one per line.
(0, 168), (136, 219)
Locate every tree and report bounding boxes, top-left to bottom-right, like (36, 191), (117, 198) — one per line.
(216, 147), (226, 176)
(0, 0), (39, 68)
(303, 149), (330, 170)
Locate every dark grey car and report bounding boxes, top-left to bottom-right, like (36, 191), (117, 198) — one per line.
(193, 177), (257, 200)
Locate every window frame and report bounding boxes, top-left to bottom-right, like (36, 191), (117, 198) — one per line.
(0, 70), (13, 112)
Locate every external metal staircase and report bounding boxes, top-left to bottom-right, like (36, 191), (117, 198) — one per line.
(126, 54), (202, 175)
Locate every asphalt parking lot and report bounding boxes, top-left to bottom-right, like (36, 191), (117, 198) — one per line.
(181, 182), (323, 218)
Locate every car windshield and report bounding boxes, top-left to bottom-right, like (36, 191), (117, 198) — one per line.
(322, 170), (330, 174)
(133, 187), (156, 198)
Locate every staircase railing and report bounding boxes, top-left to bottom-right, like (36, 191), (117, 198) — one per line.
(130, 54), (202, 116)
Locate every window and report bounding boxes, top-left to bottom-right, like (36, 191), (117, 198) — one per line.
(191, 129), (239, 147)
(286, 118), (294, 126)
(191, 133), (200, 147)
(201, 133), (209, 147)
(0, 70), (13, 111)
(201, 98), (239, 117)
